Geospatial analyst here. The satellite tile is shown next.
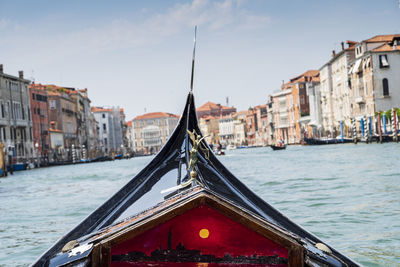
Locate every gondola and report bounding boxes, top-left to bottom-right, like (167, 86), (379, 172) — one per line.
(32, 28), (359, 267)
(271, 144), (286, 150)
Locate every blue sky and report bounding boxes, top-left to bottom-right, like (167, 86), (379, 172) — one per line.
(0, 0), (399, 119)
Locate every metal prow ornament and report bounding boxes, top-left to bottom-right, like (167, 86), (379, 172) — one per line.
(161, 130), (209, 194)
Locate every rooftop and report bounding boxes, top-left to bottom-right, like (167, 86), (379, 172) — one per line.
(197, 101), (234, 112)
(364, 34), (400, 43)
(133, 112), (179, 120)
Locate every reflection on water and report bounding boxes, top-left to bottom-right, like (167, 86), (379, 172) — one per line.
(0, 143), (399, 266)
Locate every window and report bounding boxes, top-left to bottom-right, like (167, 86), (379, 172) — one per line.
(383, 78), (389, 96)
(102, 113), (105, 118)
(104, 138), (108, 146)
(0, 102), (4, 118)
(103, 123), (107, 132)
(300, 95), (305, 105)
(49, 100), (56, 109)
(32, 93), (35, 100)
(379, 55), (389, 68)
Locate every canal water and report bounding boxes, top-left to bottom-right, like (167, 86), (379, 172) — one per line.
(0, 143), (399, 266)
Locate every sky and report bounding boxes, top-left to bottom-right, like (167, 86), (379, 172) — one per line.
(0, 0), (399, 120)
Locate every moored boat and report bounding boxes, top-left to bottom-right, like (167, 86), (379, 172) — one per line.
(304, 137), (353, 145)
(32, 28), (359, 267)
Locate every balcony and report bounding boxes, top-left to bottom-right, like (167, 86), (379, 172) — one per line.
(355, 96), (365, 104)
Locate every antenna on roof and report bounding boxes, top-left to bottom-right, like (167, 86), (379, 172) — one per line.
(190, 26), (197, 92)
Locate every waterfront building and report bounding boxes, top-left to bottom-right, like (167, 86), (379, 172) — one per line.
(232, 111), (247, 146)
(68, 88), (94, 159)
(245, 105), (269, 146)
(289, 70), (319, 142)
(254, 105), (268, 146)
(266, 98), (275, 144)
(306, 81), (323, 137)
(271, 89), (295, 144)
(125, 120), (134, 154)
(319, 41), (356, 137)
(46, 87), (78, 161)
(132, 112), (179, 155)
(245, 108), (258, 146)
(218, 115), (234, 146)
(29, 83), (50, 163)
(199, 115), (220, 145)
(92, 106), (124, 155)
(196, 101), (236, 118)
(271, 70), (319, 144)
(0, 65), (34, 163)
(348, 34), (400, 136)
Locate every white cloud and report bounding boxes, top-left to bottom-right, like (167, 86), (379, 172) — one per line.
(0, 0), (271, 61)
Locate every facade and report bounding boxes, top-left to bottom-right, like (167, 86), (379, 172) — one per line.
(233, 111), (247, 146)
(271, 70), (319, 144)
(132, 112), (179, 155)
(319, 41), (356, 137)
(306, 81), (323, 137)
(349, 34), (400, 137)
(47, 89), (78, 161)
(92, 107), (124, 155)
(199, 115), (220, 145)
(0, 65), (33, 163)
(218, 116), (234, 146)
(29, 84), (50, 163)
(288, 70), (319, 142)
(197, 101), (236, 118)
(271, 89), (295, 144)
(125, 120), (134, 154)
(254, 105), (268, 146)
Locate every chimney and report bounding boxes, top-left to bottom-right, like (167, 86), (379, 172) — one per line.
(332, 50), (336, 57)
(341, 42), (345, 51)
(0, 64), (3, 74)
(18, 71), (24, 79)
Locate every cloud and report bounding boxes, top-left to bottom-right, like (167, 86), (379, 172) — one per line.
(0, 0), (271, 59)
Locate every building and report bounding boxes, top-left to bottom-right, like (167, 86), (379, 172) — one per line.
(0, 65), (33, 163)
(233, 111), (247, 146)
(288, 70), (320, 142)
(92, 106), (124, 155)
(197, 101), (236, 118)
(132, 112), (179, 155)
(199, 115), (220, 145)
(349, 34), (400, 137)
(125, 120), (134, 154)
(29, 83), (50, 163)
(319, 41), (356, 137)
(46, 87), (78, 162)
(254, 105), (269, 146)
(271, 70), (319, 144)
(218, 115), (234, 146)
(306, 81), (323, 137)
(271, 89), (295, 144)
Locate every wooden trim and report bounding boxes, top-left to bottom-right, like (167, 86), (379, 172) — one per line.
(92, 191), (303, 267)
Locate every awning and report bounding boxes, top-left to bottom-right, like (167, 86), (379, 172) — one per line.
(348, 65), (354, 74)
(352, 59), (362, 74)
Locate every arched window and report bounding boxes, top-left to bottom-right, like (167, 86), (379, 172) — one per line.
(382, 78), (389, 96)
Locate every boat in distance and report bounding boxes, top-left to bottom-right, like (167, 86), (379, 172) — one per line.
(32, 29), (359, 267)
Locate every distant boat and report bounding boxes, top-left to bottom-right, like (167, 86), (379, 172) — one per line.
(271, 144), (286, 150)
(226, 144), (236, 150)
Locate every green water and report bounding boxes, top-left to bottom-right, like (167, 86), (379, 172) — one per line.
(0, 143), (399, 266)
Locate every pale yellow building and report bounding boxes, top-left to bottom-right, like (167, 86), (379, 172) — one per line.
(132, 112), (179, 155)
